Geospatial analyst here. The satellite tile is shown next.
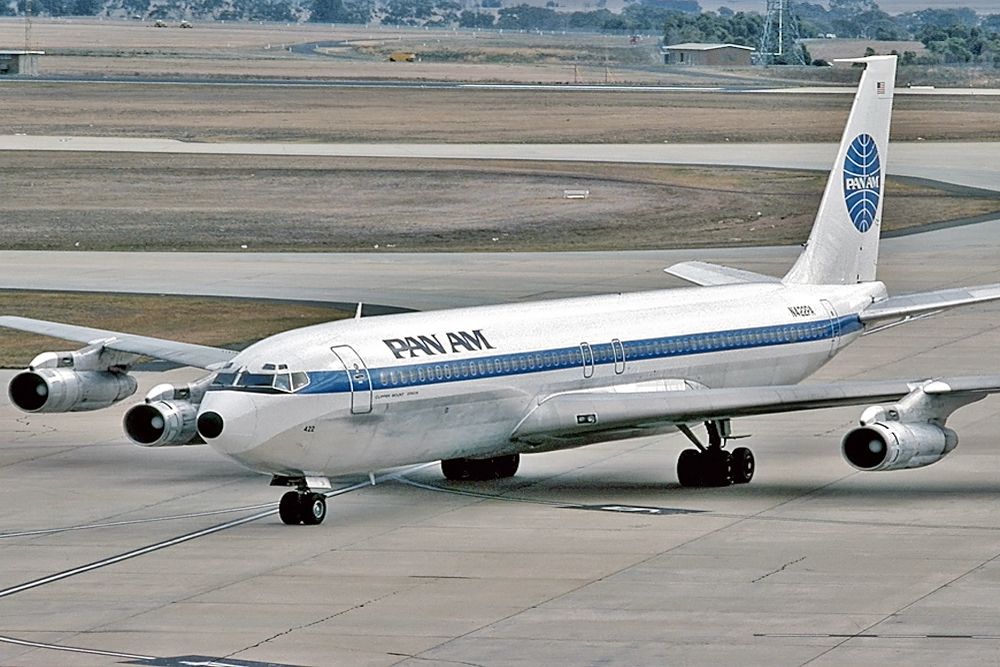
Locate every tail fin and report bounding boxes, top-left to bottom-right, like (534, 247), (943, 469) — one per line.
(783, 56), (897, 285)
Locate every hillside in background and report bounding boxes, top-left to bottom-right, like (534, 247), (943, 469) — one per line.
(699, 1), (1000, 12)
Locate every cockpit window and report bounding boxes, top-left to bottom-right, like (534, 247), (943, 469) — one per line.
(291, 372), (310, 391)
(273, 373), (292, 392)
(212, 372), (237, 386)
(212, 368), (311, 393)
(238, 373), (275, 388)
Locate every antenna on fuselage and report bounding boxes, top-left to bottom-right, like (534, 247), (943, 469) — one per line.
(355, 302), (364, 319)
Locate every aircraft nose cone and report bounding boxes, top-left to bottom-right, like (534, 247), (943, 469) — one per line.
(197, 411), (225, 439)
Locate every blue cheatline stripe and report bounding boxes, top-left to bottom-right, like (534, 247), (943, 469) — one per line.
(270, 314), (862, 397)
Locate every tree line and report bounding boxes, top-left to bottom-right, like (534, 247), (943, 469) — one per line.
(4, 0), (999, 67)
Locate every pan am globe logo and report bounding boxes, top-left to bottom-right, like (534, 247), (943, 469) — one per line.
(843, 133), (881, 233)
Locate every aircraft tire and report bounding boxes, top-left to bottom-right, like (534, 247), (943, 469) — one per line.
(494, 454), (520, 479)
(677, 449), (702, 487)
(300, 493), (327, 526)
(731, 447), (755, 484)
(442, 454), (520, 481)
(704, 449), (734, 487)
(441, 457), (472, 481)
(279, 491), (302, 525)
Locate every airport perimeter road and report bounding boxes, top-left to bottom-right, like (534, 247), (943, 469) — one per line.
(0, 229), (999, 665)
(1, 136), (999, 192)
(1, 215), (999, 311)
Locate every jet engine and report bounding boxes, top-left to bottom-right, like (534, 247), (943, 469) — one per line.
(8, 344), (141, 413)
(842, 422), (958, 472)
(122, 379), (211, 448)
(9, 368), (138, 413)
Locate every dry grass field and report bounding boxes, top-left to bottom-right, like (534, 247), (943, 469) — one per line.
(7, 81), (1000, 144)
(2, 153), (997, 253)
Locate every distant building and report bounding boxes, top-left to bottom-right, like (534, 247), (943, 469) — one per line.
(662, 43), (754, 66)
(0, 50), (44, 76)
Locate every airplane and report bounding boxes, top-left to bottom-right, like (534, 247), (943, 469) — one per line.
(3, 55), (1000, 527)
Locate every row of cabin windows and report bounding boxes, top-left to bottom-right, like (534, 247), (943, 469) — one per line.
(372, 323), (828, 387)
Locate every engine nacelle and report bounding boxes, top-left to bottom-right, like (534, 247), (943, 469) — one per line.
(123, 400), (201, 447)
(8, 368), (138, 413)
(842, 422), (958, 472)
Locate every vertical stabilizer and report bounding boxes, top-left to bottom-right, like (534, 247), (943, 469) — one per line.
(784, 56), (896, 285)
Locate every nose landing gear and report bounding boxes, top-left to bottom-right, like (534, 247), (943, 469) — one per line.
(278, 490), (327, 525)
(676, 420), (755, 488)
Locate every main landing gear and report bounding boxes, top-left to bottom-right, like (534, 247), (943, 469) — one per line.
(441, 454), (520, 481)
(676, 420), (755, 488)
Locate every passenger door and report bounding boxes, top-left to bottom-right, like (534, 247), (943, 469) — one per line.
(330, 345), (373, 415)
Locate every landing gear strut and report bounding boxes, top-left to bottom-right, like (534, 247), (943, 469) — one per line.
(441, 454), (520, 481)
(676, 420), (755, 488)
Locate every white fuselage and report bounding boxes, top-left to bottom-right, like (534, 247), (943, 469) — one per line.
(199, 280), (886, 477)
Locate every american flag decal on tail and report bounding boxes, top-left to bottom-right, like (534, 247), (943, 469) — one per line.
(877, 81), (887, 96)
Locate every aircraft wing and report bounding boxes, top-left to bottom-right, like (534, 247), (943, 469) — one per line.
(0, 315), (236, 370)
(512, 376), (1000, 445)
(860, 283), (1000, 323)
(664, 261), (781, 287)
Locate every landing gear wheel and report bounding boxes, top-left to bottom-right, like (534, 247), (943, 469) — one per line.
(300, 492), (327, 525)
(441, 457), (473, 481)
(677, 449), (702, 487)
(441, 454), (520, 481)
(278, 490), (302, 525)
(731, 447), (755, 484)
(703, 449), (734, 487)
(493, 454), (520, 479)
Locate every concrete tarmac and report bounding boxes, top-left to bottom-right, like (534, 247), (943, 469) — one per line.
(2, 136), (999, 192)
(1, 217), (1000, 665)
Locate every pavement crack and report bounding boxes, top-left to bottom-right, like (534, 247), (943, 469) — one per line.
(220, 585), (417, 663)
(752, 556), (806, 583)
(386, 654), (484, 667)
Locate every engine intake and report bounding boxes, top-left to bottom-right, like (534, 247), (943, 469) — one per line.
(124, 400), (201, 447)
(842, 422), (958, 472)
(9, 369), (138, 413)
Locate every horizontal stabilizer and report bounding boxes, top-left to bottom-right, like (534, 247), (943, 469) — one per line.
(0, 316), (236, 370)
(664, 261), (781, 287)
(860, 283), (1000, 323)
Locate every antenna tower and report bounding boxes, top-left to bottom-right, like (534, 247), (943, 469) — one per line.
(756, 0), (807, 66)
(24, 0), (33, 52)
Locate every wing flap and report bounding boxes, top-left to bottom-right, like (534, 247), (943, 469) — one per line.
(664, 261), (781, 287)
(0, 316), (236, 370)
(861, 283), (1000, 323)
(512, 375), (1000, 444)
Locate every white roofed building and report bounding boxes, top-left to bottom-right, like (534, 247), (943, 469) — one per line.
(662, 43), (754, 66)
(0, 50), (44, 76)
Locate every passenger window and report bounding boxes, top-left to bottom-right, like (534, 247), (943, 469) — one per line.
(434, 365), (443, 380)
(444, 364), (453, 380)
(417, 367), (427, 382)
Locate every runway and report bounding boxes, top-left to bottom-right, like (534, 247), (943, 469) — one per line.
(3, 136), (999, 193)
(1, 212), (1000, 665)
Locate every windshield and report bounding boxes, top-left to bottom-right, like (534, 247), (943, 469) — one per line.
(211, 369), (310, 393)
